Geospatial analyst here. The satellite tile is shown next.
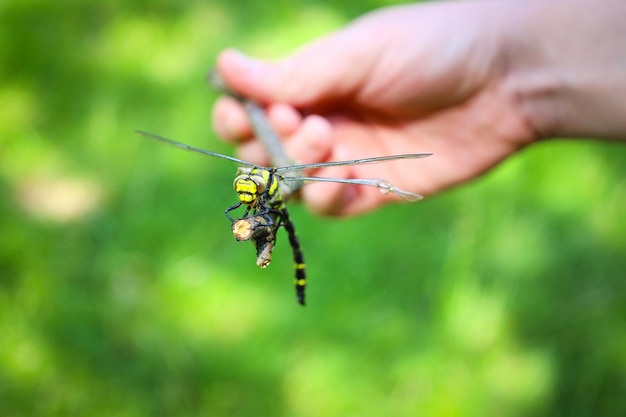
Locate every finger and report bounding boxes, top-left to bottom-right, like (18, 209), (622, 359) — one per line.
(215, 43), (366, 107)
(212, 95), (304, 142)
(304, 176), (409, 217)
(299, 140), (354, 216)
(283, 114), (332, 165)
(336, 188), (396, 216)
(301, 169), (350, 216)
(266, 103), (303, 139)
(212, 96), (252, 142)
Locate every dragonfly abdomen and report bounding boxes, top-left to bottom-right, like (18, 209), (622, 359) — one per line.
(279, 206), (306, 306)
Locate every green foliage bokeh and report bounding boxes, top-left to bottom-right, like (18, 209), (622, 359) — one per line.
(1, 1), (625, 416)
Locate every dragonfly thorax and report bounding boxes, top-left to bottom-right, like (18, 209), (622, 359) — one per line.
(233, 167), (280, 207)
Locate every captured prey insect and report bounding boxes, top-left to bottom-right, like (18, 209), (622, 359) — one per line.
(136, 130), (432, 306)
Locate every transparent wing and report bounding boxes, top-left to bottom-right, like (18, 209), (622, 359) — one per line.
(280, 175), (423, 202)
(136, 130), (259, 168)
(274, 153), (432, 173)
(137, 129), (429, 201)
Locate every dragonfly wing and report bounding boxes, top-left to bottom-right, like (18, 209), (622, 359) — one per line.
(274, 153), (432, 173)
(280, 175), (423, 202)
(136, 130), (260, 168)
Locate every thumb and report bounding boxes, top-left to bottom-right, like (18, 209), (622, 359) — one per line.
(215, 37), (368, 108)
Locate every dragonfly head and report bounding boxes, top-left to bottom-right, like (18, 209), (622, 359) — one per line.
(233, 169), (269, 206)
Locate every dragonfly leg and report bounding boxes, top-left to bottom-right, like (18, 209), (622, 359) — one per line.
(225, 202), (243, 223)
(246, 205), (277, 227)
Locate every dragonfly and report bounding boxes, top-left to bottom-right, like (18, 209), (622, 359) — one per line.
(136, 130), (432, 306)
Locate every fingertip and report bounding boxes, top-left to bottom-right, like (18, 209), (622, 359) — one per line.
(212, 96), (253, 142)
(289, 116), (344, 215)
(286, 114), (333, 165)
(216, 46), (343, 106)
(266, 103), (302, 138)
(216, 48), (258, 80)
(303, 115), (333, 155)
(216, 48), (268, 101)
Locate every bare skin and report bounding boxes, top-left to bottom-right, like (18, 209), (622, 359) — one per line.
(212, 0), (626, 216)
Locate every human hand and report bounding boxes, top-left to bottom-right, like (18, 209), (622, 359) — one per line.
(212, 2), (538, 216)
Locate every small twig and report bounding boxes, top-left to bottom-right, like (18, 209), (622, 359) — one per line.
(231, 213), (279, 268)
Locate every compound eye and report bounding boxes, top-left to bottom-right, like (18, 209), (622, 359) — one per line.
(233, 174), (247, 190)
(252, 175), (267, 193)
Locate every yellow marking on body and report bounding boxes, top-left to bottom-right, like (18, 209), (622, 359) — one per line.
(240, 195), (255, 204)
(295, 263), (305, 270)
(235, 179), (258, 194)
(295, 279), (306, 286)
(268, 176), (278, 195)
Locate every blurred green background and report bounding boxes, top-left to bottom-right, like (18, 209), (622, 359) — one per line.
(1, 0), (625, 416)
